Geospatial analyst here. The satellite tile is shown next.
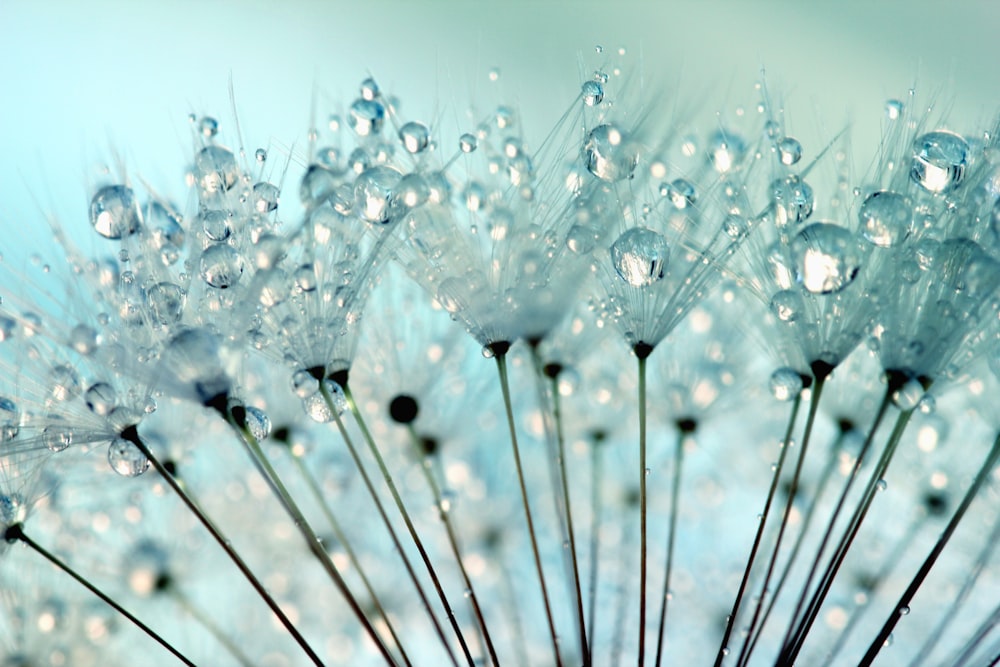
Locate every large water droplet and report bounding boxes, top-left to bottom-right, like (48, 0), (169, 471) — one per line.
(566, 224), (599, 254)
(769, 289), (806, 322)
(355, 165), (402, 224)
(303, 380), (347, 423)
(145, 282), (186, 325)
(398, 121), (431, 154)
(252, 182), (280, 213)
(49, 364), (81, 401)
(581, 80), (604, 106)
(89, 185), (140, 239)
(707, 130), (747, 173)
(244, 406), (272, 440)
(108, 437), (150, 477)
(610, 227), (669, 287)
(162, 328), (231, 404)
(791, 223), (863, 294)
(770, 368), (803, 401)
(892, 377), (925, 411)
(772, 175), (814, 227)
(194, 145), (239, 195)
(349, 98), (386, 137)
(85, 382), (118, 416)
(666, 178), (697, 209)
(910, 131), (969, 194)
(778, 137), (803, 165)
(859, 191), (912, 247)
(200, 244), (245, 289)
(583, 124), (638, 182)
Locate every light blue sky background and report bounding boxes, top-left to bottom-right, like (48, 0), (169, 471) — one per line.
(1, 1), (997, 256)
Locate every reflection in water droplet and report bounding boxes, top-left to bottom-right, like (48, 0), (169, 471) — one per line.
(910, 131), (969, 194)
(200, 244), (245, 289)
(108, 437), (150, 477)
(770, 289), (806, 322)
(791, 223), (862, 294)
(610, 227), (669, 287)
(778, 137), (802, 165)
(770, 368), (803, 401)
(583, 124), (638, 182)
(399, 121), (431, 154)
(772, 176), (814, 228)
(859, 191), (912, 247)
(89, 185), (141, 239)
(581, 80), (604, 106)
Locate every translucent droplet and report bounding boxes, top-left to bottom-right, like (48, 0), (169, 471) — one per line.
(194, 145), (240, 195)
(291, 369), (319, 399)
(294, 263), (316, 292)
(43, 425), (72, 452)
(459, 133), (478, 154)
(778, 137), (803, 165)
(108, 437), (150, 477)
(583, 124), (638, 182)
(355, 165), (402, 224)
(348, 98), (386, 137)
(69, 324), (98, 355)
(892, 377), (926, 411)
(770, 368), (803, 401)
(910, 130), (969, 194)
(855, 190), (912, 247)
(244, 406), (272, 440)
(0, 397), (20, 440)
(791, 223), (863, 294)
(89, 185), (140, 239)
(610, 227), (669, 287)
(255, 148), (267, 163)
(772, 175), (815, 227)
(566, 224), (598, 254)
(360, 77), (380, 101)
(145, 282), (186, 326)
(398, 121), (431, 154)
(49, 364), (81, 401)
(200, 244), (245, 289)
(198, 116), (219, 138)
(723, 214), (750, 239)
(252, 182), (280, 213)
(666, 178), (697, 209)
(581, 80), (604, 106)
(0, 491), (25, 525)
(707, 130), (747, 173)
(394, 173), (430, 210)
(85, 382), (118, 416)
(885, 99), (903, 120)
(146, 201), (185, 266)
(770, 289), (806, 322)
(161, 328), (231, 404)
(303, 380), (347, 423)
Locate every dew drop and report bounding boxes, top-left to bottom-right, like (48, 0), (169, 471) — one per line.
(769, 289), (806, 322)
(194, 145), (240, 195)
(291, 369), (319, 399)
(255, 148), (267, 163)
(399, 121), (431, 154)
(198, 116), (219, 138)
(85, 383), (118, 416)
(459, 133), (478, 154)
(0, 397), (20, 440)
(348, 98), (386, 136)
(610, 227), (669, 287)
(252, 182), (280, 213)
(302, 380), (347, 423)
(43, 425), (72, 452)
(769, 368), (803, 401)
(791, 223), (863, 294)
(859, 191), (912, 247)
(200, 209), (233, 242)
(778, 137), (803, 165)
(199, 244), (245, 289)
(885, 99), (903, 120)
(583, 124), (638, 182)
(707, 130), (746, 173)
(910, 130), (969, 194)
(772, 175), (815, 227)
(243, 406), (272, 440)
(566, 224), (598, 254)
(581, 80), (604, 106)
(162, 328), (231, 404)
(666, 178), (697, 209)
(355, 165), (402, 224)
(145, 282), (186, 326)
(69, 324), (98, 355)
(89, 185), (141, 239)
(0, 491), (25, 525)
(108, 437), (150, 477)
(49, 364), (81, 401)
(891, 377), (925, 411)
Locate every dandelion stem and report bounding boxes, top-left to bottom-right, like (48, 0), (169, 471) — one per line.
(781, 400), (917, 664)
(5, 523), (196, 667)
(588, 430), (606, 660)
(405, 424), (500, 667)
(341, 382), (477, 667)
(950, 603), (1000, 667)
(169, 585), (255, 667)
(319, 384), (461, 667)
(223, 410), (398, 666)
(493, 347), (563, 667)
(122, 428), (325, 667)
(654, 425), (688, 667)
(713, 388), (803, 667)
(286, 449), (414, 667)
(859, 431), (1000, 666)
(638, 352), (649, 666)
(735, 374), (827, 666)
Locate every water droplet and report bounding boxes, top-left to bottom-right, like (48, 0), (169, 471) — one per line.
(244, 406), (272, 440)
(859, 191), (912, 247)
(910, 130), (969, 194)
(769, 289), (806, 322)
(85, 383), (118, 416)
(395, 173), (430, 210)
(707, 130), (746, 173)
(566, 224), (598, 254)
(255, 148), (267, 163)
(581, 80), (604, 106)
(900, 605), (910, 616)
(459, 133), (478, 153)
(49, 364), (81, 401)
(772, 175), (815, 227)
(194, 145), (240, 196)
(200, 244), (245, 289)
(349, 98), (386, 136)
(200, 209), (233, 242)
(398, 121), (431, 154)
(355, 165), (402, 224)
(69, 324), (98, 355)
(876, 478), (888, 491)
(778, 137), (803, 165)
(791, 223), (863, 294)
(43, 425), (72, 452)
(302, 380), (346, 423)
(770, 368), (803, 401)
(0, 397), (19, 441)
(161, 328), (231, 403)
(291, 369), (319, 399)
(885, 99), (903, 120)
(89, 185), (140, 239)
(146, 201), (185, 266)
(108, 437), (150, 477)
(252, 182), (280, 213)
(723, 214), (750, 239)
(294, 263), (317, 292)
(892, 377), (925, 410)
(583, 124), (638, 182)
(145, 282), (186, 326)
(0, 492), (25, 525)
(198, 116), (219, 138)
(666, 178), (697, 209)
(610, 227), (669, 287)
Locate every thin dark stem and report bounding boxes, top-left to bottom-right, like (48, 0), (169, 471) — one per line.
(224, 412), (398, 666)
(781, 404), (916, 665)
(123, 430), (325, 667)
(494, 351), (563, 667)
(654, 427), (687, 667)
(7, 524), (196, 667)
(859, 431), (1000, 666)
(735, 376), (826, 667)
(638, 354), (649, 666)
(170, 585), (255, 667)
(403, 425), (500, 667)
(320, 384), (460, 667)
(588, 432), (606, 660)
(287, 452), (414, 667)
(713, 390), (802, 667)
(341, 382), (476, 667)
(949, 603), (1000, 667)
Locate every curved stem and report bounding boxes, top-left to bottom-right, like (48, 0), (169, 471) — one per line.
(123, 429), (325, 667)
(494, 351), (563, 667)
(7, 524), (196, 667)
